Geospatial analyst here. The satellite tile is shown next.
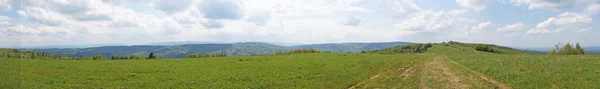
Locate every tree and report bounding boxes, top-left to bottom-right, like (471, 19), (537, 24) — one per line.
(92, 54), (107, 60)
(551, 42), (586, 55)
(548, 49), (557, 55)
(575, 43), (585, 54)
(148, 52), (156, 59)
(562, 43), (573, 55)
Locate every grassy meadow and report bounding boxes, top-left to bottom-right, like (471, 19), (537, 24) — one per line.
(0, 53), (420, 88)
(1, 43), (600, 88)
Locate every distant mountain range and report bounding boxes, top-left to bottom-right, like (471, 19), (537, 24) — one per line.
(26, 42), (411, 58)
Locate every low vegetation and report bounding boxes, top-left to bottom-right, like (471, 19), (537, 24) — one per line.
(368, 43), (433, 54)
(473, 44), (496, 53)
(274, 49), (331, 55)
(0, 49), (76, 60)
(184, 53), (227, 58)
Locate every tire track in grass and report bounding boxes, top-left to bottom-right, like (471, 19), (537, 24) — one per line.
(419, 57), (466, 89)
(347, 60), (416, 89)
(447, 59), (511, 89)
(400, 61), (416, 80)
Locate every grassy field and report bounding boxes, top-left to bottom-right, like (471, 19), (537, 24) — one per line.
(0, 53), (420, 88)
(2, 44), (600, 88)
(432, 45), (600, 88)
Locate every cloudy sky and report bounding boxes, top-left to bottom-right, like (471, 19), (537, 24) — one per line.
(0, 0), (598, 48)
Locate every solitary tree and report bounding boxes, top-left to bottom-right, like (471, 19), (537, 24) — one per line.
(148, 52), (156, 59)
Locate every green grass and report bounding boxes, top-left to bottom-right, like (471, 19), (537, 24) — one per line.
(0, 53), (419, 88)
(431, 44), (600, 88)
(3, 43), (600, 88)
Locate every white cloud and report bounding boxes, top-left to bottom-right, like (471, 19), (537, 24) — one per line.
(472, 21), (491, 31)
(380, 0), (422, 15)
(244, 10), (271, 25)
(0, 0), (10, 11)
(394, 10), (468, 32)
(497, 23), (524, 32)
(584, 3), (600, 15)
(0, 15), (13, 26)
(341, 16), (364, 26)
(152, 0), (193, 14)
(527, 28), (560, 34)
(498, 0), (508, 3)
(508, 0), (596, 10)
(577, 28), (591, 34)
(456, 0), (488, 11)
(17, 7), (72, 26)
(535, 12), (592, 28)
(197, 0), (245, 20)
(528, 7), (594, 35)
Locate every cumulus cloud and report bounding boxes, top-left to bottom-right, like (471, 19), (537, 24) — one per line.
(584, 3), (600, 15)
(341, 16), (364, 26)
(456, 0), (488, 11)
(527, 28), (560, 34)
(497, 23), (524, 32)
(471, 21), (491, 31)
(244, 10), (271, 25)
(379, 0), (422, 16)
(17, 7), (72, 26)
(577, 28), (591, 34)
(0, 0), (10, 11)
(535, 12), (592, 28)
(527, 3), (598, 35)
(153, 0), (193, 14)
(198, 0), (245, 20)
(394, 10), (466, 32)
(0, 15), (13, 26)
(508, 0), (596, 10)
(202, 20), (224, 29)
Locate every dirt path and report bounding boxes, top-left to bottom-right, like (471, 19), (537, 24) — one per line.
(347, 56), (510, 89)
(420, 57), (466, 89)
(447, 59), (511, 89)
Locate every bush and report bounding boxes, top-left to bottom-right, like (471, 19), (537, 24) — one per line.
(474, 44), (495, 53)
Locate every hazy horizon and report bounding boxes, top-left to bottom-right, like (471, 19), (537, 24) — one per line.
(1, 0), (598, 48)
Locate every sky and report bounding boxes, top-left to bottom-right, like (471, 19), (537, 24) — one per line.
(0, 0), (598, 48)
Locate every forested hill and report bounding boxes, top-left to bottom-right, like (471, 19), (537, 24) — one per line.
(292, 42), (411, 52)
(28, 42), (412, 58)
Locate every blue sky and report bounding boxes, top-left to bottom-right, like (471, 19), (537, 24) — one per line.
(0, 0), (598, 48)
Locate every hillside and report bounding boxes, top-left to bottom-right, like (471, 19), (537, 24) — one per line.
(292, 42), (411, 52)
(29, 42), (411, 58)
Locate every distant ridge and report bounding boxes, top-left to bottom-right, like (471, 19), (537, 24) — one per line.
(29, 41), (412, 58)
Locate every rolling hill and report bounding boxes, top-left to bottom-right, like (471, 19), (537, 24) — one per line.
(291, 42), (411, 52)
(27, 42), (411, 58)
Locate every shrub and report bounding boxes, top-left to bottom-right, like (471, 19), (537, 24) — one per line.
(474, 44), (495, 53)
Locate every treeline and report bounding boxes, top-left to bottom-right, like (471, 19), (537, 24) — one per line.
(184, 53), (227, 58)
(275, 49), (331, 55)
(548, 42), (586, 55)
(0, 49), (76, 60)
(110, 52), (163, 60)
(0, 49), (165, 60)
(368, 43), (433, 54)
